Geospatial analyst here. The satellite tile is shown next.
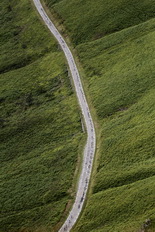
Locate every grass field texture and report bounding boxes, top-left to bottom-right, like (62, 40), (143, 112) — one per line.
(45, 0), (155, 45)
(44, 0), (155, 231)
(73, 20), (155, 231)
(0, 0), (83, 231)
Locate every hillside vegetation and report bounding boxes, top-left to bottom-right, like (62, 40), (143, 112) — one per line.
(74, 19), (155, 232)
(45, 0), (155, 44)
(44, 0), (155, 231)
(0, 0), (83, 231)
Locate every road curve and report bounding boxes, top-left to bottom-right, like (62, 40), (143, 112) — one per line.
(33, 1), (96, 231)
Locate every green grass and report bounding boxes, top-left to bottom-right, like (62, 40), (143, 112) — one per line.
(0, 0), (57, 74)
(1, 0), (155, 231)
(77, 18), (155, 118)
(42, 0), (155, 230)
(0, 0), (83, 231)
(72, 18), (155, 232)
(73, 177), (155, 232)
(44, 0), (155, 45)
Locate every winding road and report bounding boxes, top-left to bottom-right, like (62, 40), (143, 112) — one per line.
(33, 1), (96, 231)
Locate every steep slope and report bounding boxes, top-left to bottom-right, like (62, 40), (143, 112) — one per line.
(44, 0), (155, 44)
(43, 0), (155, 231)
(0, 0), (83, 231)
(73, 19), (155, 232)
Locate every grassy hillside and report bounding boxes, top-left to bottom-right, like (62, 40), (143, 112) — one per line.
(2, 0), (155, 231)
(45, 0), (155, 45)
(43, 0), (155, 231)
(0, 0), (83, 231)
(73, 19), (155, 231)
(0, 0), (56, 73)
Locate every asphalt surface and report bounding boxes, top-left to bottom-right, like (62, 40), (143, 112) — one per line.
(33, 1), (96, 231)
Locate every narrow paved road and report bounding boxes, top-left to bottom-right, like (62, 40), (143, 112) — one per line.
(33, 1), (96, 231)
